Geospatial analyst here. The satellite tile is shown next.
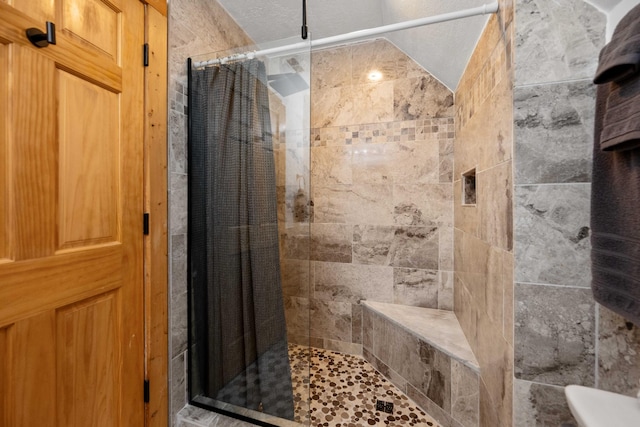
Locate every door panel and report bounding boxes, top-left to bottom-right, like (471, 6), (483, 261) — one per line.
(58, 70), (119, 249)
(0, 4), (123, 92)
(62, 0), (120, 60)
(11, 45), (57, 260)
(0, 0), (145, 426)
(57, 292), (119, 426)
(5, 0), (56, 23)
(13, 312), (56, 426)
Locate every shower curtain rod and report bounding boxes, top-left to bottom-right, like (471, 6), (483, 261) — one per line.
(193, 1), (499, 68)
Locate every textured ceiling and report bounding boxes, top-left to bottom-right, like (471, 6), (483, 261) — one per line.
(217, 0), (624, 90)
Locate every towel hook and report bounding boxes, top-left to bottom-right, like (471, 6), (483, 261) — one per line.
(26, 21), (56, 48)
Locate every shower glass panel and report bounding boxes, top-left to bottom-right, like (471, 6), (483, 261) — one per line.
(187, 37), (311, 426)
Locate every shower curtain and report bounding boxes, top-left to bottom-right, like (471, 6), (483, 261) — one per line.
(189, 58), (294, 420)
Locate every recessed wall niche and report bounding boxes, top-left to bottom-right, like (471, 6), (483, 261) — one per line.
(462, 168), (476, 206)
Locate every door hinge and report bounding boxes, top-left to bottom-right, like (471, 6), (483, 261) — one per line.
(143, 43), (149, 67)
(143, 213), (149, 235)
(144, 379), (150, 403)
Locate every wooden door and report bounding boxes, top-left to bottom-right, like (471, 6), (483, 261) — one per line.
(0, 0), (145, 425)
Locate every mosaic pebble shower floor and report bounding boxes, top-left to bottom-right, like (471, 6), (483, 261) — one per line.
(289, 344), (440, 427)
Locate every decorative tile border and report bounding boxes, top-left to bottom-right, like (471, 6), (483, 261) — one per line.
(311, 118), (454, 147)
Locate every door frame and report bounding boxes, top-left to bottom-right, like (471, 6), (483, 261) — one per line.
(142, 2), (168, 426)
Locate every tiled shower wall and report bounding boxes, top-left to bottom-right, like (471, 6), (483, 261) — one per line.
(279, 39), (456, 355)
(513, 0), (640, 425)
(168, 1), (252, 424)
(453, 0), (515, 426)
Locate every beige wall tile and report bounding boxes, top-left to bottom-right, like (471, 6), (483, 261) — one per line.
(454, 7), (515, 427)
(311, 145), (353, 186)
(477, 162), (513, 252)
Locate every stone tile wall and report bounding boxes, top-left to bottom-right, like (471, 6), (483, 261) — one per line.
(453, 1), (515, 426)
(513, 0), (640, 425)
(280, 39), (456, 355)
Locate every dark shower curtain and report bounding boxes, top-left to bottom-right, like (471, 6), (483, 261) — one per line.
(188, 58), (294, 420)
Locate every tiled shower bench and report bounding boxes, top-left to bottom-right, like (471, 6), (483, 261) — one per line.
(362, 301), (480, 427)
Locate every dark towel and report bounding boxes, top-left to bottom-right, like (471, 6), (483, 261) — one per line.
(591, 84), (640, 326)
(594, 4), (640, 84)
(600, 76), (640, 151)
(593, 4), (640, 151)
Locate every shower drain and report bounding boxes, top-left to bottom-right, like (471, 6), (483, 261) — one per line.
(375, 399), (394, 414)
